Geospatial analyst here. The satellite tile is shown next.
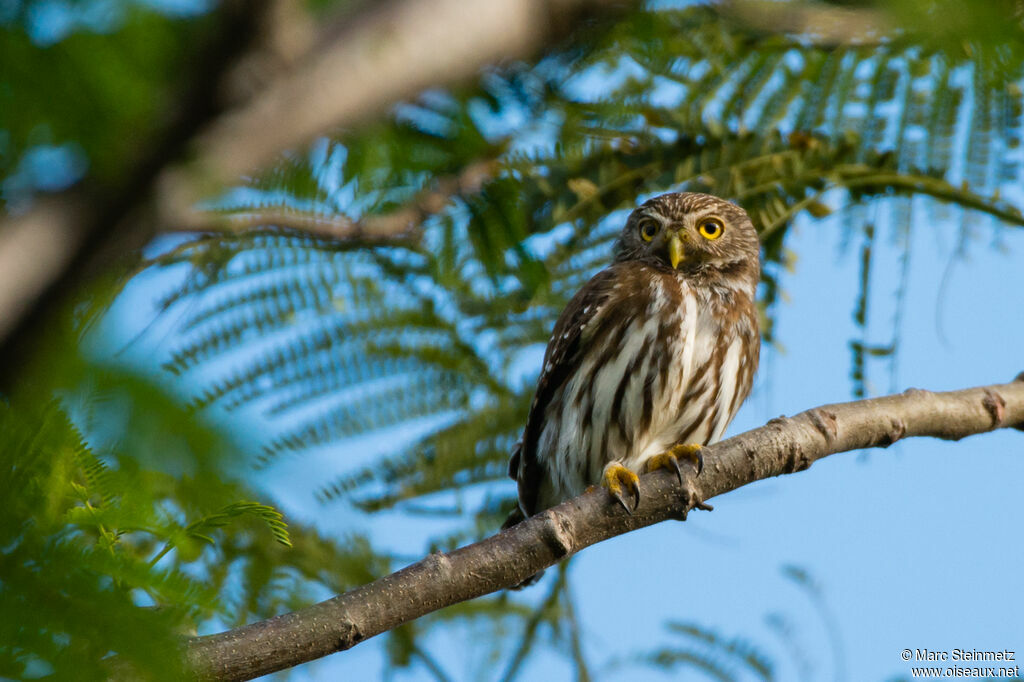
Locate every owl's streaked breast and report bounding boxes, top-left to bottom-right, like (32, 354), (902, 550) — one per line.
(534, 265), (756, 510)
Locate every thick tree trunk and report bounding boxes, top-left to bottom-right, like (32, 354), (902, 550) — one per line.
(185, 378), (1024, 681)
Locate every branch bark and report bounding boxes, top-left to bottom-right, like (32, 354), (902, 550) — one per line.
(185, 378), (1024, 681)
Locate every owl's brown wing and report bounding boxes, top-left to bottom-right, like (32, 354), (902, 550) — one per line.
(510, 265), (627, 517)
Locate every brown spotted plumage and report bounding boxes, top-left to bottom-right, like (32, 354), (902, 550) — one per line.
(508, 192), (760, 524)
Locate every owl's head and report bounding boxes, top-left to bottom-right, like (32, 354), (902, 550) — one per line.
(613, 192), (760, 282)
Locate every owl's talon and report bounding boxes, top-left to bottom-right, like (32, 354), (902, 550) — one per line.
(602, 463), (640, 513)
(611, 489), (634, 514)
(647, 445), (709, 519)
(646, 451), (684, 483)
(647, 443), (704, 478)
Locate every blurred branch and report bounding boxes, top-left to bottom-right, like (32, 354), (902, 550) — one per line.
(562, 571), (592, 682)
(500, 564), (566, 682)
(167, 0), (631, 210)
(174, 159), (499, 241)
(185, 377), (1024, 680)
(0, 0), (631, 390)
(715, 0), (891, 45)
(0, 195), (91, 344)
(180, 208), (422, 243)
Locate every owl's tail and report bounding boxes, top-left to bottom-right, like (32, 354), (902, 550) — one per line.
(501, 506), (545, 589)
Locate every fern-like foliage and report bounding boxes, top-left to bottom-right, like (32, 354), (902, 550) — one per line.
(626, 563), (850, 681)
(0, 398), (197, 679)
(636, 621), (776, 682)
(0, 331), (400, 677)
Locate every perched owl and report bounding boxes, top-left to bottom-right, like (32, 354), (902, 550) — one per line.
(508, 192), (760, 525)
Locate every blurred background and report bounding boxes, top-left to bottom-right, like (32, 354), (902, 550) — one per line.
(1, 0), (1023, 680)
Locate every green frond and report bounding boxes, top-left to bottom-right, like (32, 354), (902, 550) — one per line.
(179, 313), (444, 410)
(632, 621), (776, 682)
(178, 268), (343, 334)
(259, 370), (469, 465)
(318, 400), (525, 508)
(0, 365), (314, 677)
(0, 400), (191, 679)
(185, 501), (291, 548)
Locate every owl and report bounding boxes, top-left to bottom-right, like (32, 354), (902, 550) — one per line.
(508, 192), (760, 525)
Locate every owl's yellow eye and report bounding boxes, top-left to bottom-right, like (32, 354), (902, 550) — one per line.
(698, 218), (724, 240)
(639, 219), (659, 242)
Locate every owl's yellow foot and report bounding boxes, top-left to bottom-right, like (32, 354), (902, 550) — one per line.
(646, 443), (704, 483)
(646, 444), (712, 520)
(602, 462), (640, 514)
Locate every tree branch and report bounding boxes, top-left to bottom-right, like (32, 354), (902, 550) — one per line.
(715, 0), (891, 46)
(184, 378), (1024, 681)
(172, 0), (629, 204)
(169, 159), (499, 242)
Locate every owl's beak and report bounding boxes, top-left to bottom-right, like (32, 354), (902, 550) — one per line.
(668, 232), (685, 269)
